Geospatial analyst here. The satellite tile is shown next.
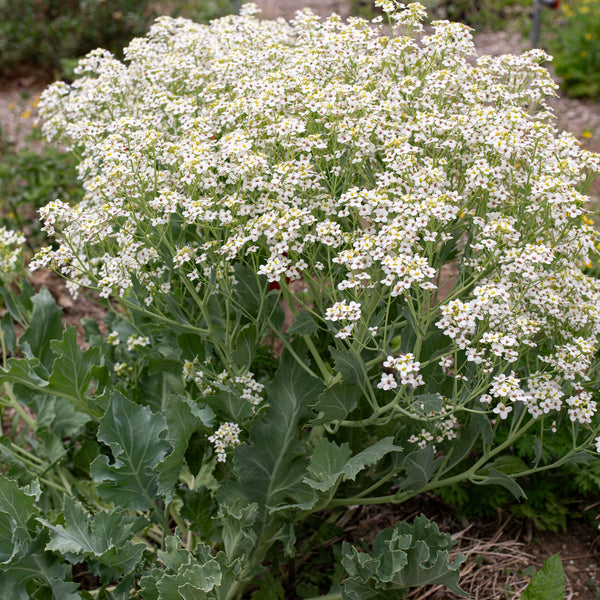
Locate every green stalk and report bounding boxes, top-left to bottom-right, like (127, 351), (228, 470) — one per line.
(303, 335), (334, 385)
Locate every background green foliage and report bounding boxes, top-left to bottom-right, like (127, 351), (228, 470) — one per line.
(546, 0), (600, 98)
(0, 0), (237, 78)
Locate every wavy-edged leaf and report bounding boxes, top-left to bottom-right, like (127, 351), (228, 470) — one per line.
(330, 348), (364, 385)
(0, 475), (38, 537)
(342, 515), (466, 599)
(0, 534), (80, 600)
(305, 439), (352, 492)
(90, 392), (170, 510)
(39, 497), (144, 578)
(49, 325), (101, 405)
(156, 395), (214, 502)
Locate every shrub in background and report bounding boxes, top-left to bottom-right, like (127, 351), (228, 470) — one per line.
(0, 0), (237, 79)
(547, 0), (600, 98)
(0, 1), (600, 598)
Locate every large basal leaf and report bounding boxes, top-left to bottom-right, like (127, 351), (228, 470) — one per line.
(0, 475), (38, 541)
(0, 534), (80, 600)
(39, 497), (145, 578)
(141, 537), (223, 600)
(233, 353), (324, 516)
(156, 395), (215, 502)
(49, 325), (102, 406)
(0, 480), (41, 567)
(19, 287), (63, 371)
(90, 392), (171, 511)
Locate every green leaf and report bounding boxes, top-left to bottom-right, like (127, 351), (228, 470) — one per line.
(331, 348), (365, 385)
(1, 313), (16, 356)
(402, 446), (442, 492)
(233, 263), (267, 318)
(0, 534), (80, 600)
(305, 439), (352, 492)
(90, 392), (171, 510)
(233, 354), (324, 516)
(39, 497), (145, 577)
(476, 468), (527, 500)
(19, 287), (63, 370)
(343, 438), (403, 482)
(156, 395), (215, 502)
(231, 325), (257, 369)
(481, 455), (528, 476)
(288, 310), (319, 336)
(218, 500), (258, 562)
(153, 538), (223, 599)
(310, 383), (360, 424)
(49, 325), (102, 404)
(0, 357), (49, 390)
(341, 515), (466, 599)
(0, 474), (38, 538)
(521, 554), (565, 600)
(0, 511), (18, 564)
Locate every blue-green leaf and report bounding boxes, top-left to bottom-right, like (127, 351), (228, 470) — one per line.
(310, 383), (360, 424)
(39, 497), (145, 577)
(156, 395), (215, 502)
(477, 468), (527, 500)
(90, 392), (171, 510)
(343, 438), (403, 481)
(305, 439), (352, 492)
(402, 446), (443, 492)
(233, 354), (323, 515)
(19, 287), (63, 370)
(288, 310), (319, 336)
(49, 325), (101, 405)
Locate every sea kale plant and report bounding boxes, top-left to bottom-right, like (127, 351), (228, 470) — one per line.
(1, 1), (600, 598)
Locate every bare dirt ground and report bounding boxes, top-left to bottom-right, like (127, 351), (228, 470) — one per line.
(2, 4), (600, 599)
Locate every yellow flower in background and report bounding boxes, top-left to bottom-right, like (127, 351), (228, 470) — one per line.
(8, 102), (15, 111)
(581, 50), (588, 57)
(21, 110), (31, 119)
(585, 32), (593, 40)
(582, 130), (593, 138)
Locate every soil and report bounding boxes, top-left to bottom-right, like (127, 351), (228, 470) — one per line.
(2, 4), (600, 599)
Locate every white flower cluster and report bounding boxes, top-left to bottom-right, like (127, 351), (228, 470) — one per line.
(208, 422), (241, 462)
(183, 360), (265, 407)
(378, 353), (424, 389)
(126, 334), (150, 351)
(32, 3), (600, 433)
(0, 226), (26, 275)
